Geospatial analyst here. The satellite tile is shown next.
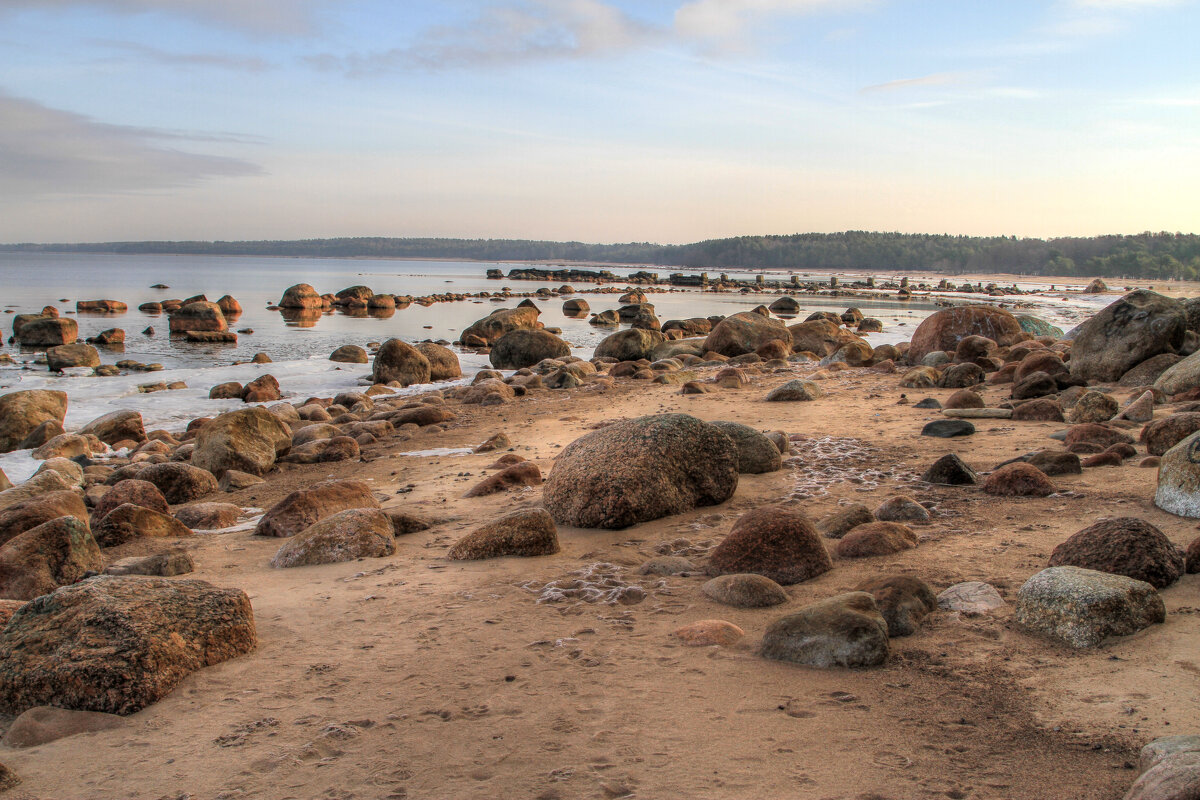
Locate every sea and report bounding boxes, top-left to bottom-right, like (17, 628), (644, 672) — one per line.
(0, 252), (1118, 484)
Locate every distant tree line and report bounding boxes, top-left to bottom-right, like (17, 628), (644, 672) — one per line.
(4, 231), (1199, 280)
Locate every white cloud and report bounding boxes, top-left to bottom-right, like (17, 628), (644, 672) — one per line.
(674, 0), (874, 45)
(0, 0), (336, 35)
(860, 72), (963, 94)
(90, 39), (272, 71)
(1070, 0), (1183, 7)
(0, 89), (262, 199)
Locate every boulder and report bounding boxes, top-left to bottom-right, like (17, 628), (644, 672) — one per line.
(279, 283), (322, 309)
(168, 301), (227, 334)
(0, 390), (68, 453)
(92, 503), (194, 547)
(815, 504), (874, 539)
(218, 470), (264, 492)
(105, 551), (193, 576)
(460, 307), (540, 346)
(944, 389), (984, 410)
(1065, 423), (1134, 450)
(254, 479), (380, 538)
(921, 419), (975, 438)
(703, 312), (791, 357)
(280, 436), (359, 464)
(414, 342), (462, 381)
(0, 576), (255, 715)
(463, 462), (542, 497)
(594, 329), (667, 362)
(759, 593), (889, 668)
(208, 381), (243, 400)
(46, 342), (100, 371)
(1069, 391), (1118, 424)
(372, 339), (432, 386)
(982, 463), (1056, 496)
(874, 495), (929, 524)
(709, 421), (782, 474)
(136, 463), (219, 504)
(17, 316), (78, 347)
(937, 581), (1006, 614)
(1014, 566), (1164, 648)
(490, 329), (570, 370)
(92, 479), (169, 523)
(330, 344), (368, 363)
(1120, 353), (1182, 387)
(0, 471), (74, 513)
(563, 298), (589, 316)
(899, 367), (939, 389)
(80, 409), (146, 446)
(765, 380), (822, 402)
(672, 620), (745, 647)
(939, 363), (985, 388)
(708, 505), (832, 585)
(1154, 430), (1200, 518)
(922, 453), (977, 485)
(908, 306), (1025, 362)
(836, 522), (918, 558)
(701, 574), (789, 608)
(173, 502), (242, 530)
(1014, 351), (1069, 384)
(1, 705), (127, 748)
(1015, 315), (1063, 338)
(1070, 291), (1185, 382)
(1126, 751), (1200, 800)
(447, 508), (559, 560)
(0, 517), (103, 601)
(17, 420), (66, 451)
(241, 374), (281, 403)
(1154, 349), (1200, 396)
(0, 491), (88, 547)
(1012, 398), (1065, 422)
(1084, 278), (1107, 293)
(30, 433), (88, 460)
(269, 508), (395, 568)
(787, 320), (842, 357)
(190, 407), (292, 478)
(1049, 517), (1184, 589)
(1143, 413), (1200, 456)
(542, 414), (738, 529)
(855, 575), (937, 636)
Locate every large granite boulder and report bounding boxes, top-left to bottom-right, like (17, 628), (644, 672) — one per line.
(168, 301), (227, 334)
(542, 414), (738, 529)
(447, 508), (560, 560)
(91, 479), (168, 524)
(0, 576), (256, 715)
(46, 343), (99, 371)
(708, 505), (833, 585)
(460, 307), (540, 346)
(0, 390), (67, 454)
(594, 329), (667, 362)
(79, 410), (146, 446)
(787, 319), (842, 357)
(0, 517), (103, 601)
(372, 339), (432, 386)
(702, 312), (791, 358)
(190, 407), (291, 478)
(908, 306), (1025, 362)
(1049, 517), (1184, 589)
(1155, 349), (1200, 396)
(279, 283), (323, 309)
(1154, 430), (1200, 517)
(269, 508), (395, 568)
(490, 329), (571, 370)
(414, 342), (462, 381)
(136, 463), (219, 504)
(709, 421), (782, 474)
(1070, 290), (1186, 382)
(1014, 566), (1164, 648)
(759, 592), (889, 668)
(254, 479), (380, 538)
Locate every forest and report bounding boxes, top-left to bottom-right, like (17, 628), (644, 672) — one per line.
(4, 231), (1199, 280)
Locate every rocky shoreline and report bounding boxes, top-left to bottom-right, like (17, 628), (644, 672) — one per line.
(0, 285), (1197, 797)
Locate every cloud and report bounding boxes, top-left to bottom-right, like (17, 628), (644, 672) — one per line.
(1070, 0), (1183, 7)
(309, 0), (654, 74)
(0, 89), (262, 199)
(0, 0), (335, 35)
(90, 39), (271, 71)
(674, 0), (874, 45)
(860, 72), (963, 94)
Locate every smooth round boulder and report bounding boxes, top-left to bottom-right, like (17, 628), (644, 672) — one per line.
(190, 407), (291, 478)
(79, 410), (146, 446)
(92, 479), (169, 523)
(93, 503), (194, 547)
(703, 312), (791, 358)
(1142, 413), (1200, 457)
(254, 479), (380, 538)
(1049, 517), (1184, 589)
(269, 508), (395, 568)
(594, 329), (666, 362)
(1014, 566), (1164, 648)
(0, 390), (68, 454)
(701, 574), (789, 608)
(542, 414), (739, 530)
(873, 495), (929, 524)
(921, 419), (975, 438)
(854, 575), (937, 637)
(908, 306), (1025, 362)
(167, 301), (227, 334)
(758, 592), (889, 668)
(709, 421), (782, 474)
(46, 343), (100, 371)
(982, 463), (1055, 496)
(136, 463), (219, 504)
(1070, 290), (1185, 382)
(0, 491), (88, 547)
(279, 283), (322, 309)
(414, 342), (462, 381)
(708, 505), (832, 586)
(330, 344), (368, 364)
(460, 307), (540, 345)
(447, 509), (559, 560)
(1155, 430), (1200, 518)
(372, 339), (432, 386)
(489, 329), (570, 370)
(836, 522), (918, 558)
(765, 380), (822, 402)
(0, 517), (103, 601)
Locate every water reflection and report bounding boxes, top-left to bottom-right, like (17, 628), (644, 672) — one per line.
(280, 308), (324, 327)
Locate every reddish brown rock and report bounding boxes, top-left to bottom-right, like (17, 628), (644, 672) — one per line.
(908, 306), (1025, 362)
(241, 374), (281, 403)
(447, 508), (559, 560)
(0, 390), (68, 454)
(372, 339), (431, 386)
(269, 508), (395, 568)
(672, 620), (745, 647)
(136, 463), (219, 504)
(708, 505), (832, 586)
(1142, 412), (1200, 457)
(0, 517), (103, 601)
(1064, 423), (1135, 450)
(854, 575), (937, 636)
(1012, 398), (1066, 422)
(1049, 517), (1184, 588)
(91, 479), (168, 524)
(190, 407), (291, 478)
(173, 502), (242, 530)
(92, 503), (194, 547)
(254, 479), (380, 538)
(0, 491), (88, 547)
(836, 522), (918, 558)
(982, 463), (1056, 496)
(702, 312), (791, 357)
(463, 461), (542, 497)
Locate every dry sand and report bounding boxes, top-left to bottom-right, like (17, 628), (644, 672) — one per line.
(3, 356), (1198, 800)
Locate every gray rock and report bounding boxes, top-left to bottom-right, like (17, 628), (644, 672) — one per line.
(709, 421), (782, 474)
(702, 574), (789, 608)
(1070, 290), (1185, 382)
(1140, 735), (1200, 774)
(636, 556), (696, 576)
(759, 592), (889, 668)
(921, 419), (975, 438)
(1155, 348), (1200, 396)
(922, 453), (977, 485)
(1126, 751), (1200, 800)
(1154, 430), (1200, 518)
(765, 380), (822, 402)
(937, 581), (1006, 614)
(104, 552), (195, 577)
(1014, 566), (1164, 648)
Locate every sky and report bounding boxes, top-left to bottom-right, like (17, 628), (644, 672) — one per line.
(0, 0), (1198, 244)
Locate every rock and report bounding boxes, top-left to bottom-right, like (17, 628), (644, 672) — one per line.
(702, 312), (791, 357)
(173, 502), (242, 530)
(922, 453), (977, 485)
(93, 503), (194, 547)
(218, 470), (264, 492)
(0, 576), (255, 715)
(563, 298), (589, 316)
(1011, 371), (1059, 400)
(759, 593), (889, 668)
(1143, 413), (1200, 456)
(0, 471), (74, 513)
(815, 504), (874, 539)
(787, 320), (843, 357)
(1012, 398), (1066, 422)
(672, 620), (745, 647)
(709, 421), (782, 474)
(1069, 390), (1119, 423)
(1022, 450), (1083, 476)
(874, 495), (930, 523)
(490, 329), (570, 370)
(447, 508), (559, 560)
(1049, 517), (1184, 589)
(254, 479), (380, 538)
(414, 342), (462, 381)
(280, 436), (360, 464)
(0, 517), (103, 601)
(460, 307), (540, 345)
(1016, 315), (1064, 338)
(913, 397), (941, 410)
(191, 407), (291, 478)
(330, 344), (368, 363)
(908, 306), (1025, 362)
(982, 463), (1055, 496)
(701, 574), (789, 607)
(768, 297), (800, 314)
(636, 556), (696, 576)
(104, 551), (194, 577)
(708, 505), (832, 585)
(543, 414), (738, 529)
(1154, 349), (1200, 397)
(1014, 566), (1164, 648)
(46, 342), (100, 370)
(279, 283), (322, 309)
(372, 339), (432, 386)
(1065, 423), (1134, 450)
(0, 491), (88, 546)
(1155, 430), (1200, 518)
(937, 581), (1006, 614)
(1126, 751), (1200, 800)
(921, 419), (975, 438)
(939, 362), (985, 388)
(944, 389), (984, 410)
(855, 575), (937, 636)
(474, 433), (510, 453)
(1120, 353), (1182, 387)
(168, 301), (227, 334)
(79, 409), (146, 446)
(1070, 290), (1186, 382)
(900, 367), (939, 389)
(1084, 278), (1107, 293)
(136, 463), (219, 504)
(208, 381), (243, 400)
(269, 508), (395, 568)
(34, 458), (83, 489)
(241, 374), (281, 403)
(1117, 390), (1156, 423)
(594, 329), (667, 362)
(0, 390), (68, 453)
(1140, 736), (1200, 774)
(1, 705), (127, 748)
(1014, 351), (1069, 384)
(836, 522), (918, 558)
(92, 479), (169, 523)
(765, 380), (822, 402)
(17, 316), (78, 347)
(463, 462), (543, 497)
(0, 471), (8, 493)
(17, 420), (66, 451)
